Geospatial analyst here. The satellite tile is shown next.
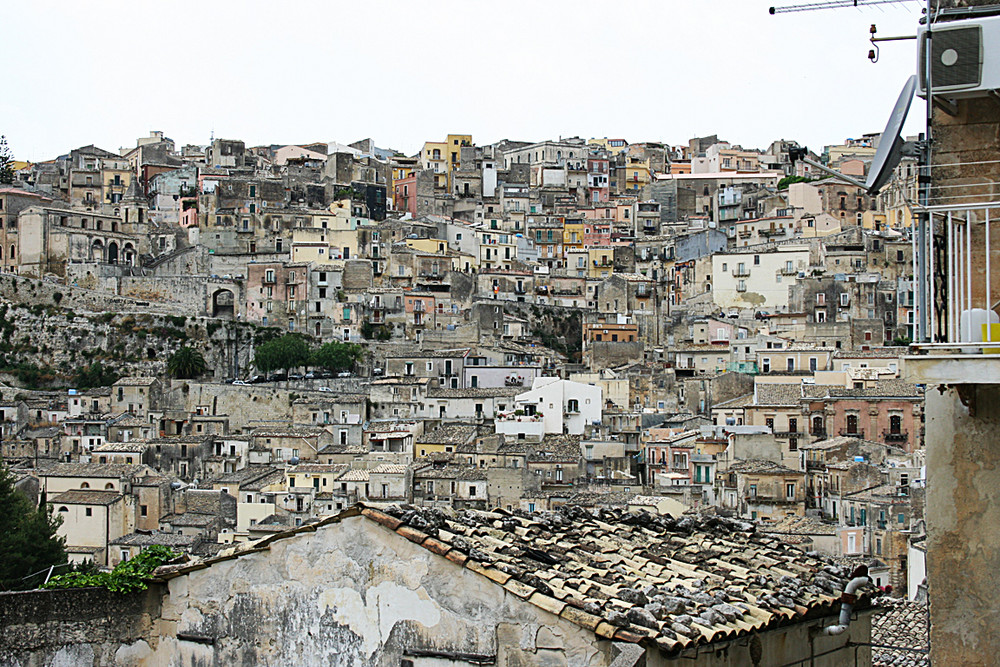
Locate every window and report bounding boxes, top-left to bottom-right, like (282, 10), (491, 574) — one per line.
(890, 415), (902, 434)
(785, 483), (796, 500)
(816, 293), (826, 305)
(840, 293), (849, 306)
(786, 357), (795, 372)
(813, 416), (824, 435)
(761, 358), (770, 373)
(140, 505), (148, 517)
(85, 507), (93, 517)
(749, 484), (757, 498)
(809, 357), (818, 372)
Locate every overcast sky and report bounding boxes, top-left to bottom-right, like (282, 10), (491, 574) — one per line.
(3, 0), (927, 162)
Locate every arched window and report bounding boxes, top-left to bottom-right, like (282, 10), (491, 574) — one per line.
(9, 245), (14, 259)
(812, 415), (824, 435)
(80, 482), (90, 489)
(105, 482), (114, 489)
(58, 506), (68, 512)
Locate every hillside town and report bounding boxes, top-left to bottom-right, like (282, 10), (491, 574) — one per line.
(0, 128), (930, 632)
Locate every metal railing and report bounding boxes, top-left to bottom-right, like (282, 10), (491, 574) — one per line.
(911, 202), (1000, 349)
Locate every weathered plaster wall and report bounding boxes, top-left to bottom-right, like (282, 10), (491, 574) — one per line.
(0, 586), (163, 667)
(156, 515), (610, 666)
(924, 385), (1000, 666)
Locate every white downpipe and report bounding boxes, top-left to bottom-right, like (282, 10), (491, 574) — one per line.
(948, 213), (955, 342)
(929, 210), (935, 340)
(820, 575), (871, 636)
(967, 211), (973, 314)
(987, 210), (991, 315)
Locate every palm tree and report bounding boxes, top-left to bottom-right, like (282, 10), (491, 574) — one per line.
(167, 346), (208, 379)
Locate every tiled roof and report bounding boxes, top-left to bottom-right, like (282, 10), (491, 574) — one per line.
(729, 459), (803, 475)
(369, 463), (408, 475)
(110, 531), (200, 548)
(426, 387), (522, 398)
(113, 377), (159, 386)
(871, 597), (929, 666)
(712, 394), (754, 409)
(94, 441), (149, 452)
(290, 464), (349, 474)
(416, 424), (477, 445)
(49, 490), (122, 505)
(155, 504), (865, 655)
(40, 463), (147, 478)
(336, 469), (371, 482)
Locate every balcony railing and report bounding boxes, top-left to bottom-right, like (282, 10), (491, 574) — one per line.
(884, 431), (908, 443)
(779, 266), (799, 275)
(732, 268), (750, 277)
(839, 429), (865, 438)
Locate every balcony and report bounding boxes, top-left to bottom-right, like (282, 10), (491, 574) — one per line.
(738, 230), (753, 239)
(883, 431), (908, 443)
(810, 429), (827, 438)
(905, 202), (1000, 385)
(779, 266), (799, 276)
(732, 267), (750, 277)
(759, 227), (785, 237)
(839, 429), (865, 438)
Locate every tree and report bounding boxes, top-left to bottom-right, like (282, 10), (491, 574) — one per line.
(167, 346), (208, 379)
(312, 341), (363, 373)
(253, 334), (311, 376)
(72, 361), (120, 390)
(0, 136), (14, 185)
(0, 464), (66, 590)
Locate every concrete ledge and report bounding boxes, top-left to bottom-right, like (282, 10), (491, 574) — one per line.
(904, 355), (1000, 385)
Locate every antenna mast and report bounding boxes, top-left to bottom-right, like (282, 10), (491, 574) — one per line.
(769, 0), (914, 14)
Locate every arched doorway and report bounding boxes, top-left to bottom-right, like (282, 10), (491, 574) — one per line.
(90, 240), (104, 262)
(212, 288), (235, 319)
(107, 241), (119, 265)
(122, 243), (136, 266)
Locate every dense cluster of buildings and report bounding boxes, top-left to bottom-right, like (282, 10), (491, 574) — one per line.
(1, 128), (933, 665)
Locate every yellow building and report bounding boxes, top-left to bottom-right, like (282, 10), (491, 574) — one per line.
(587, 247), (615, 279)
(405, 237), (450, 255)
(621, 157), (652, 192)
(563, 221), (585, 253)
(421, 134), (472, 190)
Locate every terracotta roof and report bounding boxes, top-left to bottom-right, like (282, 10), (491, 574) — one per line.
(39, 463), (147, 478)
(153, 504), (865, 654)
(416, 424), (477, 445)
(871, 597), (929, 666)
(113, 377), (159, 386)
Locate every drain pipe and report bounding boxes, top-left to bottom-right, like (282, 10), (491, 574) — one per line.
(820, 565), (872, 636)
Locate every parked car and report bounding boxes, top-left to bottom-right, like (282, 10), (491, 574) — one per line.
(318, 387), (333, 392)
(232, 380), (249, 386)
(304, 372), (316, 379)
(336, 371), (353, 378)
(289, 373), (303, 381)
(249, 375), (266, 384)
(372, 367), (384, 376)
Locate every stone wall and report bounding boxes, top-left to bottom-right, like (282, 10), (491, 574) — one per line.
(924, 384), (1000, 666)
(0, 586), (163, 667)
(0, 273), (188, 317)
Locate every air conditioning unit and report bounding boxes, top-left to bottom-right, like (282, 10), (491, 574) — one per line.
(917, 12), (1000, 98)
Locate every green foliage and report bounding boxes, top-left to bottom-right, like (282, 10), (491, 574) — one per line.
(167, 346), (208, 379)
(361, 320), (392, 341)
(52, 292), (63, 305)
(253, 333), (311, 374)
(0, 135), (14, 185)
(891, 336), (912, 347)
(44, 545), (178, 593)
(312, 341), (363, 372)
(205, 321), (223, 337)
(0, 464), (67, 591)
(73, 361), (120, 390)
(777, 175), (813, 190)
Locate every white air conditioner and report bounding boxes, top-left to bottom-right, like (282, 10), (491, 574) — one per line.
(917, 12), (1000, 98)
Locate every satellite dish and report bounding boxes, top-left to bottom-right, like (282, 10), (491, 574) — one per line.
(865, 75), (917, 196)
(289, 456), (300, 466)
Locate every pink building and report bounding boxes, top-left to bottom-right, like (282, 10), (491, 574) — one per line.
(394, 173), (417, 217)
(582, 221), (612, 247)
(587, 157), (610, 203)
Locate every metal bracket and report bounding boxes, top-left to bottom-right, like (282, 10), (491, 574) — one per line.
(932, 96), (960, 117)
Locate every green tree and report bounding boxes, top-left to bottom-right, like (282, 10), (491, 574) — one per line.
(312, 341), (364, 373)
(0, 464), (67, 590)
(253, 334), (311, 376)
(167, 346), (208, 379)
(0, 136), (14, 185)
(72, 361), (120, 390)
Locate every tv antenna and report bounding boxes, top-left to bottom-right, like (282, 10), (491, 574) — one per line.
(769, 0), (915, 14)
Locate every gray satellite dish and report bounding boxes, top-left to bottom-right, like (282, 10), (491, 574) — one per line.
(865, 75), (917, 196)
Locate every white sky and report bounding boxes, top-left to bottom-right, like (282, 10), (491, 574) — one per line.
(3, 0), (927, 162)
